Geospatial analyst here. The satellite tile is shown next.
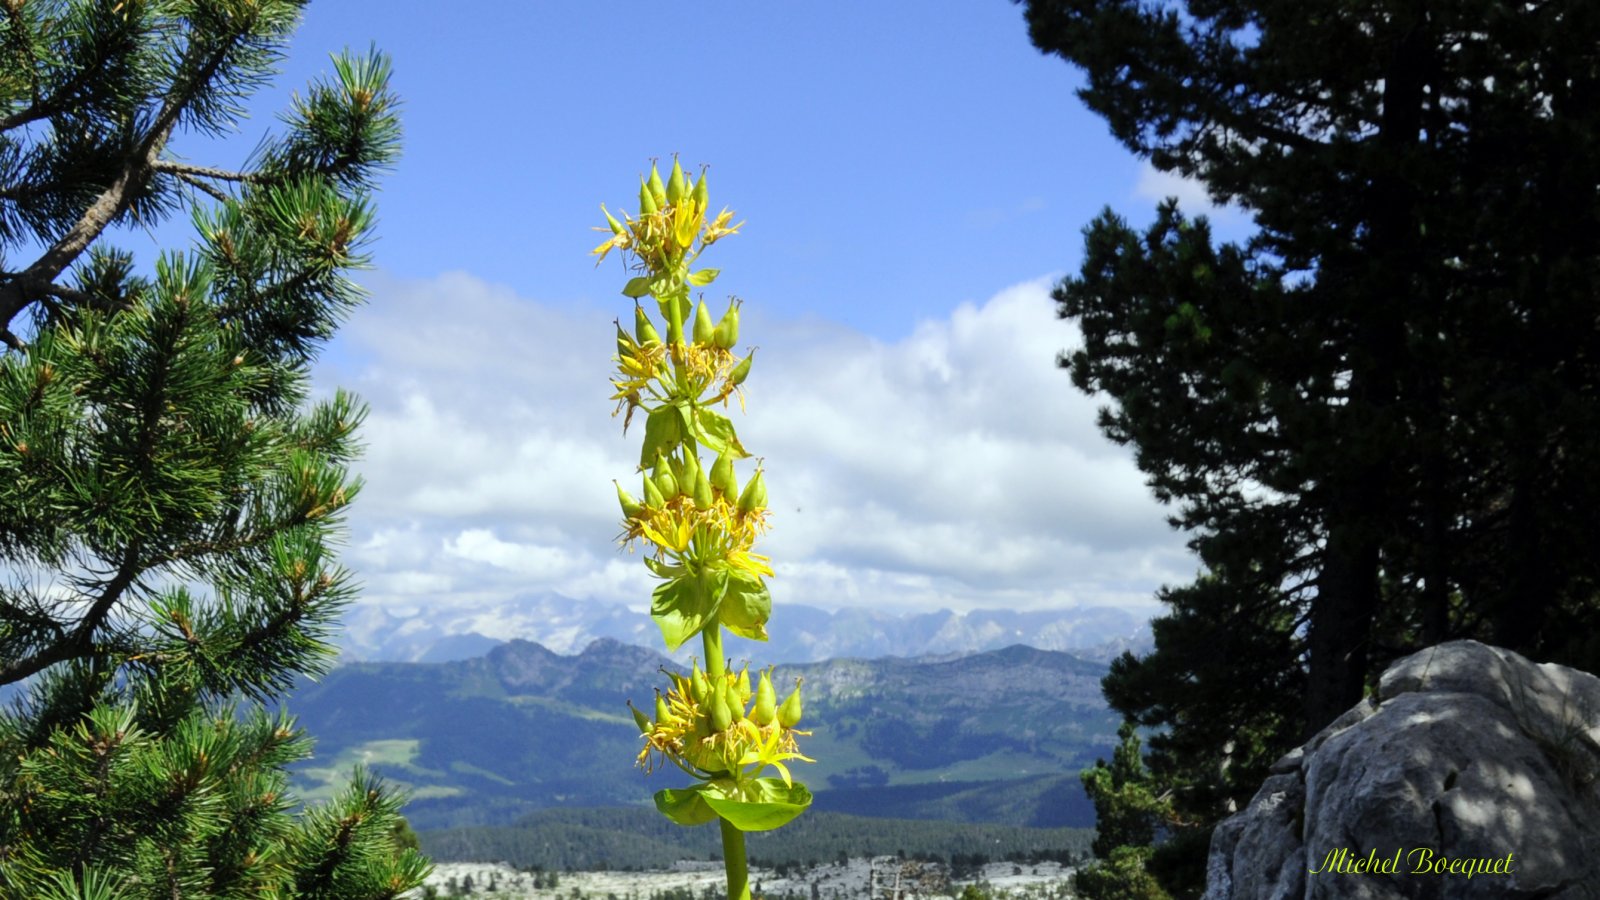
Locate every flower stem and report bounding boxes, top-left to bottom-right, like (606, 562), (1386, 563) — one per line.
(702, 620), (726, 679)
(720, 817), (751, 900)
(700, 625), (747, 900)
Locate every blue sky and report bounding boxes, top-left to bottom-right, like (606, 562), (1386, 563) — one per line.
(144, 3), (1252, 631)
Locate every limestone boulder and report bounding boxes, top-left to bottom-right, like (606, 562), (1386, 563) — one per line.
(1203, 640), (1600, 899)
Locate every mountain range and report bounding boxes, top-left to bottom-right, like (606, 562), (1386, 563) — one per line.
(285, 638), (1117, 834)
(334, 593), (1154, 665)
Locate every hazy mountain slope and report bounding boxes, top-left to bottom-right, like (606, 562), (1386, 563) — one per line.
(285, 639), (1114, 832)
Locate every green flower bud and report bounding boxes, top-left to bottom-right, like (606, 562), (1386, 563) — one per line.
(639, 177), (658, 215)
(630, 701), (651, 734)
(615, 322), (633, 358)
(668, 454), (688, 492)
(654, 692), (675, 727)
(709, 680), (733, 732)
(710, 453), (737, 498)
(693, 470), (713, 510)
(691, 663), (709, 704)
(778, 680), (803, 728)
(666, 157), (686, 205)
(752, 671), (778, 726)
(680, 452), (701, 488)
(693, 168), (709, 207)
(737, 469), (767, 513)
(615, 481), (643, 519)
(693, 300), (715, 346)
(713, 300), (740, 350)
(726, 689), (744, 723)
(654, 467), (679, 501)
(647, 163), (667, 207)
(735, 668), (752, 706)
(730, 351), (753, 386)
(634, 305), (661, 344)
(642, 475), (665, 509)
(603, 205), (625, 235)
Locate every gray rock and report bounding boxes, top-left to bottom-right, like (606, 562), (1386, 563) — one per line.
(1203, 641), (1600, 900)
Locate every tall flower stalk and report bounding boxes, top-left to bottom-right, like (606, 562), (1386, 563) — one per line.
(597, 159), (811, 900)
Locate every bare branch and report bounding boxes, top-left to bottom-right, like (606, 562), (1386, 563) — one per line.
(151, 160), (259, 184)
(176, 169), (231, 204)
(38, 281), (94, 307)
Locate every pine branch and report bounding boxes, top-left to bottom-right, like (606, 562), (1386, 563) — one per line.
(0, 544), (141, 686)
(0, 21), (250, 344)
(0, 1), (143, 135)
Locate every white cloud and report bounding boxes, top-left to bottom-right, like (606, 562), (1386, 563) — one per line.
(1133, 160), (1247, 226)
(314, 271), (1194, 619)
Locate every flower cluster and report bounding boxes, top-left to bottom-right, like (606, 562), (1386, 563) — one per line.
(591, 159), (741, 273)
(616, 451), (773, 585)
(610, 302), (753, 436)
(632, 663), (810, 786)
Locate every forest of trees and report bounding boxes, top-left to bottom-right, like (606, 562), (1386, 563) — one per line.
(420, 808), (1095, 874)
(0, 2), (425, 897)
(1020, 0), (1600, 896)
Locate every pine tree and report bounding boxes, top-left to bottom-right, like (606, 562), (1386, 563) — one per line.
(0, 1), (425, 896)
(1072, 722), (1175, 900)
(1021, 0), (1600, 894)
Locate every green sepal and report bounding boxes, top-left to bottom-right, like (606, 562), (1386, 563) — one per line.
(690, 407), (748, 459)
(640, 406), (683, 469)
(700, 778), (811, 832)
(718, 570), (771, 642)
(687, 268), (720, 287)
(654, 786), (718, 827)
(623, 276), (652, 298)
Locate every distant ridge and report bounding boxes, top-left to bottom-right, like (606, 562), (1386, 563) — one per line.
(335, 592), (1153, 664)
(285, 638), (1115, 832)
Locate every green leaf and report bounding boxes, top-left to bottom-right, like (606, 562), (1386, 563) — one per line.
(651, 571), (726, 652)
(689, 408), (749, 459)
(640, 406), (683, 469)
(718, 571), (771, 641)
(654, 787), (718, 827)
(687, 268), (720, 287)
(643, 556), (684, 579)
(623, 276), (652, 298)
(701, 778), (811, 832)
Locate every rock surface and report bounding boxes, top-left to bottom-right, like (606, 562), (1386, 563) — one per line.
(1203, 641), (1600, 899)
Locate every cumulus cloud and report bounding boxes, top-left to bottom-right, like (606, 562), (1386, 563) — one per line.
(314, 272), (1194, 619)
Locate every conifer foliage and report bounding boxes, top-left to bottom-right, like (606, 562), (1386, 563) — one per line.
(1022, 0), (1600, 895)
(0, 1), (424, 896)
